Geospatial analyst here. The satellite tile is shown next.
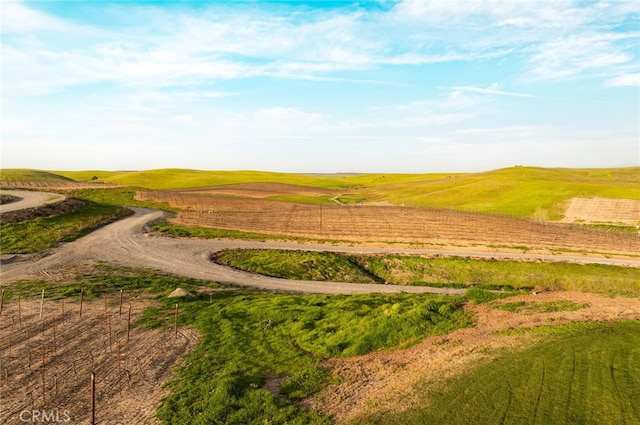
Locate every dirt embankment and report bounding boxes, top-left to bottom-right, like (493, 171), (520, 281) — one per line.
(0, 181), (118, 190)
(0, 198), (87, 225)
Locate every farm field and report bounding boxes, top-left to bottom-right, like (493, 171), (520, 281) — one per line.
(142, 192), (640, 256)
(0, 286), (199, 425)
(1, 166), (640, 424)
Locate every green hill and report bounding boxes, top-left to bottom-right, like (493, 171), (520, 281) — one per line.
(0, 169), (75, 182)
(3, 166), (638, 220)
(356, 167), (640, 219)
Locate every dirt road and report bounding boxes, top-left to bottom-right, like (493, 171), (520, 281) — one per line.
(2, 208), (639, 294)
(0, 190), (65, 213)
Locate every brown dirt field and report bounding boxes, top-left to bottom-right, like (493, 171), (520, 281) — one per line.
(305, 291), (640, 423)
(167, 182), (337, 198)
(562, 197), (640, 225)
(144, 192), (640, 255)
(0, 291), (198, 425)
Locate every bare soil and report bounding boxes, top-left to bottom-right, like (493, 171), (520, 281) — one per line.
(305, 291), (640, 423)
(562, 197), (640, 225)
(0, 291), (199, 425)
(169, 182), (337, 198)
(141, 191), (640, 255)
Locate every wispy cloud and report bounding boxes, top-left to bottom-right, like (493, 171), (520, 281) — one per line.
(1, 0), (638, 172)
(3, 0), (638, 96)
(606, 73), (640, 87)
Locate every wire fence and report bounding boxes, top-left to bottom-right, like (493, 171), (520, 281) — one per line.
(0, 291), (191, 425)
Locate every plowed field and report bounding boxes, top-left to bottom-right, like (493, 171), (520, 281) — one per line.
(0, 294), (198, 425)
(562, 197), (640, 225)
(138, 191), (640, 255)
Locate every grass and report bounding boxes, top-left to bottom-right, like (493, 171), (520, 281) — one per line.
(0, 200), (132, 254)
(0, 169), (74, 182)
(153, 222), (289, 240)
(70, 187), (178, 211)
(213, 249), (382, 284)
(356, 166), (640, 219)
(57, 169), (355, 191)
(2, 265), (474, 424)
(351, 320), (640, 425)
(151, 290), (472, 424)
(490, 300), (588, 314)
(4, 166), (638, 220)
(213, 250), (640, 294)
(0, 263), (223, 302)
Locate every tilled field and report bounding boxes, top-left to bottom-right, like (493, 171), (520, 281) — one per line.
(138, 192), (640, 255)
(562, 197), (640, 225)
(0, 295), (198, 425)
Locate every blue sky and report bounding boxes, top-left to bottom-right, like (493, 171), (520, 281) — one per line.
(1, 0), (639, 172)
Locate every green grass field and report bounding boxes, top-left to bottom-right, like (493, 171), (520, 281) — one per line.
(214, 249), (640, 294)
(0, 200), (131, 254)
(2, 166), (639, 424)
(3, 166), (638, 219)
(153, 290), (473, 424)
(351, 321), (640, 425)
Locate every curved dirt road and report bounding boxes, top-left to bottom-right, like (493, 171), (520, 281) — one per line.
(0, 190), (65, 213)
(2, 208), (639, 294)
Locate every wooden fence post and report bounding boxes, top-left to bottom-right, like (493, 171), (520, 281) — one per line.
(90, 372), (96, 425)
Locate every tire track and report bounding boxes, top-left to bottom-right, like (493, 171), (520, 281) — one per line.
(3, 207), (640, 294)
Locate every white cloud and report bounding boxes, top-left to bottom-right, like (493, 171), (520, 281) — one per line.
(606, 73), (640, 87)
(526, 32), (638, 82)
(1, 2), (77, 33)
(255, 107), (325, 124)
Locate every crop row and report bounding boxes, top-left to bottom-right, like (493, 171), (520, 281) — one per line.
(173, 204), (639, 253)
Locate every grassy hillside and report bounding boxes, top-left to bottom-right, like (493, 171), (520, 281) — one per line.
(3, 166), (638, 220)
(57, 169), (356, 190)
(357, 167), (640, 219)
(0, 169), (74, 182)
(353, 321), (640, 425)
(214, 249), (640, 294)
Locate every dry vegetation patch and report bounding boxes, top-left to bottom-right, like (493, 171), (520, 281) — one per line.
(562, 197), (640, 225)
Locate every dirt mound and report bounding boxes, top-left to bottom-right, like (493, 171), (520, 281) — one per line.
(168, 288), (190, 298)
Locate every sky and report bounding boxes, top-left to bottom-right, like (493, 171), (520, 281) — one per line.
(1, 0), (639, 173)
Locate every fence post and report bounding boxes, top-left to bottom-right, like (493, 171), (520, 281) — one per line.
(127, 305), (132, 343)
(80, 289), (84, 318)
(174, 304), (179, 338)
(90, 372), (96, 425)
(39, 289), (45, 319)
(0, 289), (4, 317)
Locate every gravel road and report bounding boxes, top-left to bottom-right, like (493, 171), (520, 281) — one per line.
(2, 208), (639, 294)
(0, 190), (65, 213)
